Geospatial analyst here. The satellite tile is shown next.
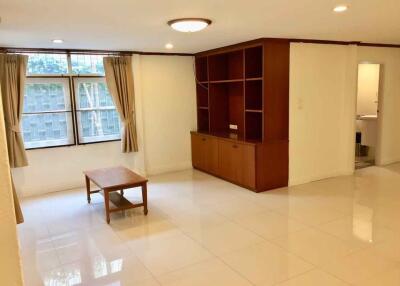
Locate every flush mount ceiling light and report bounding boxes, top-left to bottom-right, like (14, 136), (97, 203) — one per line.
(333, 5), (348, 12)
(168, 18), (211, 32)
(165, 43), (174, 49)
(52, 39), (64, 44)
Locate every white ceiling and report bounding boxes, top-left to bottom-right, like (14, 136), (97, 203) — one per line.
(0, 0), (399, 53)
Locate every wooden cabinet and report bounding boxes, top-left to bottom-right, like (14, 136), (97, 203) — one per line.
(192, 38), (289, 192)
(192, 132), (256, 190)
(191, 133), (218, 174)
(217, 140), (238, 182)
(218, 140), (255, 188)
(238, 143), (256, 188)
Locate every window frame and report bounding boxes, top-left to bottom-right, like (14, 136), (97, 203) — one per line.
(72, 75), (121, 145)
(23, 75), (77, 150)
(23, 53), (121, 150)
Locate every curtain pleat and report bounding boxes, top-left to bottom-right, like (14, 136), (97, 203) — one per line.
(103, 56), (138, 152)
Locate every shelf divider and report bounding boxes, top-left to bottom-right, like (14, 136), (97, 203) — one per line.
(245, 109), (263, 113)
(209, 79), (244, 84)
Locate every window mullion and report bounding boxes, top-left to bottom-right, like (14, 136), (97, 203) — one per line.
(67, 53), (73, 75)
(69, 76), (79, 146)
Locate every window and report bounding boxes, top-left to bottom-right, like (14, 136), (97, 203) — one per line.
(71, 54), (105, 75)
(27, 53), (68, 74)
(74, 78), (120, 143)
(22, 53), (121, 149)
(22, 78), (74, 149)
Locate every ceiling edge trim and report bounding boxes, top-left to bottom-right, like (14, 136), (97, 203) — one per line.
(0, 47), (193, 56)
(1, 37), (399, 57)
(195, 37), (400, 55)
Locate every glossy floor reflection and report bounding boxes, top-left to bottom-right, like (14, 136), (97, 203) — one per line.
(18, 164), (400, 286)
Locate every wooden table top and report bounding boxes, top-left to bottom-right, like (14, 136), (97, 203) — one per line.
(84, 166), (147, 190)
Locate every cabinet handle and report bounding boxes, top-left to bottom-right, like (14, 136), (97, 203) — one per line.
(201, 138), (206, 141)
(232, 144), (238, 148)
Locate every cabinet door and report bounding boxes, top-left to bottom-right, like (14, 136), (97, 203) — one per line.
(236, 144), (256, 188)
(218, 140), (255, 188)
(218, 140), (237, 182)
(204, 137), (219, 174)
(191, 133), (219, 174)
(191, 133), (205, 170)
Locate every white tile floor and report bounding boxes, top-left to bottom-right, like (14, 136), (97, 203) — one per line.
(18, 164), (400, 286)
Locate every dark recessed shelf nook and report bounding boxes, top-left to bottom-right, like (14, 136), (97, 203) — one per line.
(195, 56), (208, 82)
(245, 46), (263, 78)
(245, 80), (262, 111)
(196, 83), (208, 108)
(209, 50), (243, 81)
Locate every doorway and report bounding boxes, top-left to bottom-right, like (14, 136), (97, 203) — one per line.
(355, 63), (381, 169)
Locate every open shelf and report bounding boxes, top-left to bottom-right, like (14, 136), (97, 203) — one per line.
(209, 50), (244, 81)
(209, 81), (244, 137)
(197, 108), (209, 133)
(245, 112), (262, 141)
(245, 46), (263, 78)
(196, 83), (209, 108)
(245, 80), (262, 110)
(195, 57), (208, 82)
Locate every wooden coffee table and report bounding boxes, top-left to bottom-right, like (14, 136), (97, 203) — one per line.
(84, 166), (148, 224)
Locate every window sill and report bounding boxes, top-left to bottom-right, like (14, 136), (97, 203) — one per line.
(78, 138), (121, 146)
(25, 139), (122, 151)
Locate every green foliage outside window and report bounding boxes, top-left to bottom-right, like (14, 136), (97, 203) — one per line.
(27, 54), (68, 74)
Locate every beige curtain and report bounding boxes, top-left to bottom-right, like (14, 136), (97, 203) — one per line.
(11, 174), (24, 224)
(0, 54), (28, 224)
(0, 54), (28, 167)
(103, 56), (138, 152)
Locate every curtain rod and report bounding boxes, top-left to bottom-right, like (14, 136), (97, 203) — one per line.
(0, 47), (193, 56)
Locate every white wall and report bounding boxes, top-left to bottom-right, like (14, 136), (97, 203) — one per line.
(357, 63), (380, 116)
(12, 142), (139, 197)
(289, 43), (400, 185)
(0, 90), (24, 285)
(358, 47), (400, 165)
(13, 54), (196, 197)
(138, 55), (197, 175)
(289, 43), (358, 185)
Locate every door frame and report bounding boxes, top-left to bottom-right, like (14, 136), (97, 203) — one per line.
(354, 62), (384, 168)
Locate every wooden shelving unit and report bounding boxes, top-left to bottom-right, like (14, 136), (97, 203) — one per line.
(192, 39), (289, 192)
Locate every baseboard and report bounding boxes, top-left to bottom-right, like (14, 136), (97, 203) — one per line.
(21, 182), (85, 198)
(146, 161), (192, 176)
(289, 169), (354, 186)
(376, 158), (400, 166)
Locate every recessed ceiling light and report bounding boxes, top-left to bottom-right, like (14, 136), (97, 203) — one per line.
(52, 39), (64, 44)
(165, 43), (174, 49)
(333, 5), (348, 12)
(168, 18), (211, 33)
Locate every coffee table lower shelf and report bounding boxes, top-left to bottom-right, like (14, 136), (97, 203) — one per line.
(107, 192), (145, 213)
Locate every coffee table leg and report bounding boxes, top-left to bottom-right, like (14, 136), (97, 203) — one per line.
(104, 189), (111, 224)
(142, 183), (148, 215)
(85, 175), (91, 204)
